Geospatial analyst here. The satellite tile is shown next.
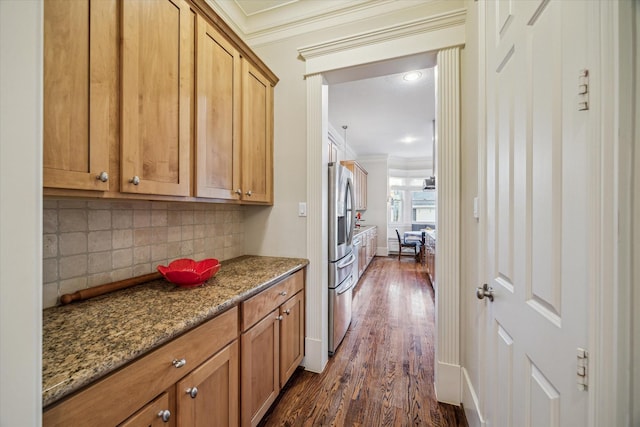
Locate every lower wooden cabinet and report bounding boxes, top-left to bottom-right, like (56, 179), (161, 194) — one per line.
(240, 270), (305, 427)
(355, 226), (377, 279)
(241, 309), (280, 427)
(119, 341), (239, 427)
(43, 269), (306, 427)
(176, 340), (239, 427)
(119, 390), (175, 427)
(44, 307), (238, 427)
(279, 291), (304, 386)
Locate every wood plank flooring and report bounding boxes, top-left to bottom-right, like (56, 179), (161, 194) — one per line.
(259, 256), (468, 427)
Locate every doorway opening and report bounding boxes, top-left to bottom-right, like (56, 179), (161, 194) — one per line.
(300, 41), (463, 405)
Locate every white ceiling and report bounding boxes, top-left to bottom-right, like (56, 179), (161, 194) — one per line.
(328, 66), (435, 159)
(215, 0), (437, 161)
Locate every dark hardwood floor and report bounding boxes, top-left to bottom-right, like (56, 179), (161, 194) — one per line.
(259, 256), (468, 427)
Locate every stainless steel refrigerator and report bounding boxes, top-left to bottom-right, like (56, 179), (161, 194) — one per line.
(328, 162), (356, 355)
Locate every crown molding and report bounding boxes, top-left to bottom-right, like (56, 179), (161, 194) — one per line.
(298, 8), (466, 61)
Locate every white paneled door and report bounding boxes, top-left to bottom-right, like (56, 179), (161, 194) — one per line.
(482, 0), (589, 425)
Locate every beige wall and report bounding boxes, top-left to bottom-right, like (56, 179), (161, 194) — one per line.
(43, 199), (245, 308)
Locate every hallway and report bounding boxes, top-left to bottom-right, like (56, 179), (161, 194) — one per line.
(260, 256), (468, 426)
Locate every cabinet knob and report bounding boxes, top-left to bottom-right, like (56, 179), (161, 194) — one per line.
(276, 315), (284, 321)
(284, 309), (291, 315)
(157, 410), (171, 423)
(96, 171), (109, 182)
(280, 291), (287, 297)
(245, 190), (252, 196)
(186, 387), (198, 398)
(172, 358), (186, 368)
(129, 176), (140, 185)
(235, 188), (242, 195)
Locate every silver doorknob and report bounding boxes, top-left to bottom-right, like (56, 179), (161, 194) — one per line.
(157, 410), (171, 422)
(129, 176), (140, 185)
(172, 358), (186, 368)
(96, 171), (109, 182)
(245, 190), (252, 196)
(476, 284), (494, 302)
(186, 387), (198, 398)
(235, 188), (242, 195)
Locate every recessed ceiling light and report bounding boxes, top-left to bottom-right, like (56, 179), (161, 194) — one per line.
(403, 71), (422, 81)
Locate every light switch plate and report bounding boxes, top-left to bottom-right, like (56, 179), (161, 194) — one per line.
(298, 202), (307, 217)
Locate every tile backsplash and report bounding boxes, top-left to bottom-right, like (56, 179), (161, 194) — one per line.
(43, 199), (245, 308)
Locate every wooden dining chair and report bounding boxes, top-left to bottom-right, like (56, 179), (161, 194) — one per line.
(395, 229), (419, 261)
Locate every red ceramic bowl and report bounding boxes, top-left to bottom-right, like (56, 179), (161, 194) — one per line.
(157, 258), (221, 288)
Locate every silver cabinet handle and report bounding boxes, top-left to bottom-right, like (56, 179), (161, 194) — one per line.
(280, 291), (287, 297)
(129, 176), (140, 185)
(245, 190), (252, 196)
(186, 387), (198, 398)
(276, 315), (283, 321)
(96, 171), (109, 182)
(284, 309), (291, 315)
(157, 410), (171, 423)
(235, 188), (242, 195)
(476, 284), (494, 302)
(172, 358), (186, 368)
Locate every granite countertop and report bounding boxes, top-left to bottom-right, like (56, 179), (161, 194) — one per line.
(353, 224), (375, 237)
(42, 255), (308, 407)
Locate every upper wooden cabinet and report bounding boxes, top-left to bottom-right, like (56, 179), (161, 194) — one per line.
(195, 16), (241, 200)
(241, 60), (274, 204)
(43, 0), (277, 204)
(341, 160), (368, 210)
(43, 0), (116, 191)
(121, 0), (194, 197)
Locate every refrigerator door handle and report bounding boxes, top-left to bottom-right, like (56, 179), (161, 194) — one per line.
(336, 275), (354, 295)
(336, 253), (356, 269)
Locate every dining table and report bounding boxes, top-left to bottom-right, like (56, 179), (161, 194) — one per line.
(403, 230), (427, 264)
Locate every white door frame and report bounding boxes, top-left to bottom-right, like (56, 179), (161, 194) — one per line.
(586, 1), (631, 425)
(297, 9), (466, 404)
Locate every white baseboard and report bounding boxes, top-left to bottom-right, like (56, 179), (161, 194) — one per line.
(462, 367), (485, 427)
(302, 337), (327, 373)
(435, 361), (461, 405)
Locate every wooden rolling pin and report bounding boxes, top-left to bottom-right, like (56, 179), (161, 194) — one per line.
(60, 272), (163, 305)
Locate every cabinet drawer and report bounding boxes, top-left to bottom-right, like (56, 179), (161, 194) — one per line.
(241, 270), (304, 331)
(44, 307), (238, 427)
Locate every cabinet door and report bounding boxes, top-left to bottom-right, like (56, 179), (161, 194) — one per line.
(119, 390), (175, 427)
(195, 16), (241, 200)
(360, 167), (367, 210)
(355, 167), (362, 209)
(371, 229), (377, 257)
(176, 340), (239, 427)
(279, 291), (304, 387)
(43, 0), (115, 191)
(241, 309), (279, 427)
(241, 59), (273, 204)
(121, 0), (194, 196)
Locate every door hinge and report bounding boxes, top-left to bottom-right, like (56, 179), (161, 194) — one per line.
(578, 69), (589, 111)
(577, 347), (588, 391)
